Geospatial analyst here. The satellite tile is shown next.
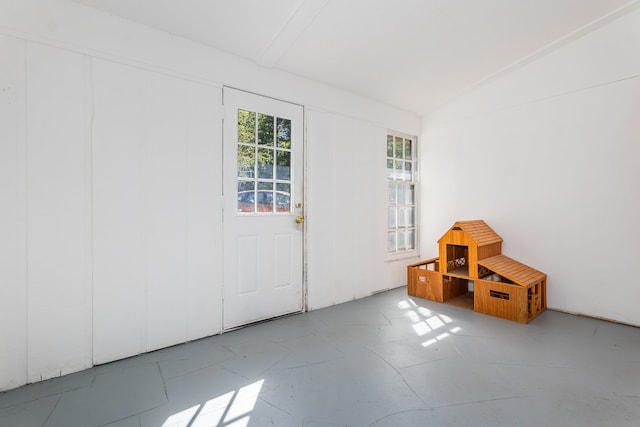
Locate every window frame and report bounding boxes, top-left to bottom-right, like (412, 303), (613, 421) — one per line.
(386, 131), (419, 261)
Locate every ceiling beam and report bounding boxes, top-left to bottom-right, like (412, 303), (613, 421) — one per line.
(258, 0), (330, 68)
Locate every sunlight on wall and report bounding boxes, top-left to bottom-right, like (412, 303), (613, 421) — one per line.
(397, 299), (461, 347)
(162, 379), (265, 427)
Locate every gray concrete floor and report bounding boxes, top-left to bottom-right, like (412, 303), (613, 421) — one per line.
(1, 287), (639, 427)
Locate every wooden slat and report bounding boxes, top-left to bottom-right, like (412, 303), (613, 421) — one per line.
(455, 220), (503, 245)
(475, 279), (529, 323)
(520, 270), (545, 283)
(478, 254), (545, 287)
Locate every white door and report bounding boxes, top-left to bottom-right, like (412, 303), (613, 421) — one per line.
(223, 88), (304, 329)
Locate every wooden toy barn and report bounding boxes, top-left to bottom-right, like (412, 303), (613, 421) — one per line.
(408, 220), (547, 323)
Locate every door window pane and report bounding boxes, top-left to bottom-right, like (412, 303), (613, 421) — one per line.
(258, 113), (274, 146)
(257, 182), (273, 212)
(238, 145), (255, 178)
(237, 181), (255, 212)
(238, 110), (255, 144)
(276, 150), (291, 180)
(257, 148), (274, 179)
(276, 183), (290, 212)
(277, 118), (291, 149)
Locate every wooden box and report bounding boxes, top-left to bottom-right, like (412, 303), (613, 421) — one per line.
(408, 257), (546, 323)
(474, 278), (546, 323)
(408, 259), (471, 304)
(407, 258), (443, 302)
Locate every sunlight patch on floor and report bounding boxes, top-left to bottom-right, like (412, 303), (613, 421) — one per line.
(162, 379), (264, 427)
(399, 298), (462, 349)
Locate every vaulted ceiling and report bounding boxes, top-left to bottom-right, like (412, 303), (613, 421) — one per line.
(73, 0), (638, 115)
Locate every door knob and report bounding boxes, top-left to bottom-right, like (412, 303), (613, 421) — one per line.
(295, 215), (305, 224)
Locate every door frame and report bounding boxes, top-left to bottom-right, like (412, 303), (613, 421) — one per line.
(221, 86), (308, 330)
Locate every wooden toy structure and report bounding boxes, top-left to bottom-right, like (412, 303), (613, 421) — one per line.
(408, 220), (546, 323)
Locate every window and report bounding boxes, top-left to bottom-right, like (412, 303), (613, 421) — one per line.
(387, 133), (417, 254)
(237, 109), (292, 213)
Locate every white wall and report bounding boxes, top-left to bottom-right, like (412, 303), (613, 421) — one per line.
(0, 37), (93, 387)
(306, 110), (418, 310)
(26, 42), (92, 382)
(421, 8), (640, 326)
(91, 60), (222, 364)
(0, 37), (224, 387)
(0, 0), (420, 390)
(0, 35), (27, 391)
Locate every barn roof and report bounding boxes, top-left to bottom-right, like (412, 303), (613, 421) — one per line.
(478, 255), (546, 287)
(439, 220), (503, 246)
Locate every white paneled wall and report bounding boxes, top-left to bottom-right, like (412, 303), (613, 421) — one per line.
(0, 1), (419, 391)
(141, 71), (191, 353)
(305, 110), (336, 309)
(0, 41), (224, 388)
(0, 35), (27, 390)
(184, 82), (223, 342)
(92, 59), (222, 364)
(332, 115), (361, 303)
(92, 60), (147, 363)
(306, 109), (418, 310)
(25, 42), (92, 382)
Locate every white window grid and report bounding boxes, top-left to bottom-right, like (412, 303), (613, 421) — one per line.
(387, 133), (417, 254)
